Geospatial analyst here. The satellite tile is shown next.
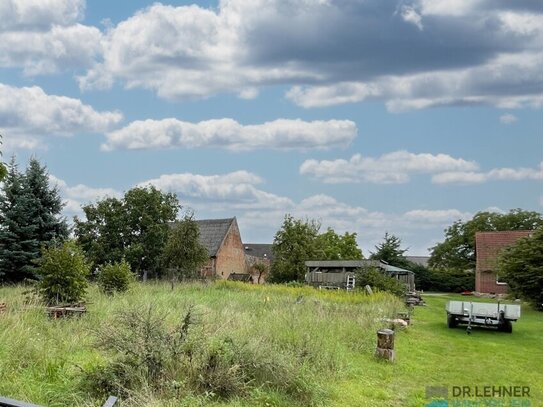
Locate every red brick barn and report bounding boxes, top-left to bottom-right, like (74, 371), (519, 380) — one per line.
(475, 231), (533, 294)
(195, 217), (248, 280)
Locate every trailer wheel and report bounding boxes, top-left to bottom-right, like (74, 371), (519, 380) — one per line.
(447, 314), (458, 328)
(499, 320), (512, 333)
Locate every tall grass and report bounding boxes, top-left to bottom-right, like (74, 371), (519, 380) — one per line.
(0, 282), (402, 407)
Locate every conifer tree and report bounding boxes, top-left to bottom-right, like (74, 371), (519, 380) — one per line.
(0, 158), (39, 281)
(0, 157), (68, 282)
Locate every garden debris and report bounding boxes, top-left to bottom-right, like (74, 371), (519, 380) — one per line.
(46, 305), (87, 318)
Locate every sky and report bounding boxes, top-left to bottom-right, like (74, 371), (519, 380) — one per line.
(1, 0), (542, 255)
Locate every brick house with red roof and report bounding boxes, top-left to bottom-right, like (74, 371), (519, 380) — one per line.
(475, 231), (533, 294)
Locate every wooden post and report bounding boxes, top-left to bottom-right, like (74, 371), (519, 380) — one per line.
(375, 328), (395, 362)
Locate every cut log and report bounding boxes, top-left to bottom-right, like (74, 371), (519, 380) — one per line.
(375, 328), (395, 362)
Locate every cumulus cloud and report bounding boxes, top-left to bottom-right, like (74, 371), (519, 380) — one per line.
(0, 83), (122, 149)
(49, 175), (122, 216)
(138, 171), (294, 210)
(72, 0), (543, 111)
(432, 163), (543, 184)
(0, 0), (102, 74)
(300, 151), (478, 184)
(0, 0), (85, 29)
(103, 118), (356, 151)
(500, 113), (518, 124)
(50, 167), (474, 255)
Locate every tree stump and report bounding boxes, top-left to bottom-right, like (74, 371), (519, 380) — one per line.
(375, 328), (395, 362)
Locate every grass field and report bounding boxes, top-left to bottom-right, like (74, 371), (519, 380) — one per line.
(0, 283), (541, 407)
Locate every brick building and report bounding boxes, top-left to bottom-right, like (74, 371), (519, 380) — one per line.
(475, 231), (533, 294)
(196, 217), (247, 280)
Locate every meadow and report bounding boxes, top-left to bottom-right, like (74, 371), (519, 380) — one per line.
(0, 283), (541, 407)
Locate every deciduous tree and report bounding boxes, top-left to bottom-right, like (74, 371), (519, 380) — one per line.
(74, 186), (180, 279)
(429, 209), (543, 272)
(162, 212), (209, 282)
(499, 229), (543, 307)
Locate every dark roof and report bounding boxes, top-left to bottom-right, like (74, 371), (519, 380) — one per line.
(305, 260), (381, 268)
(406, 256), (430, 268)
(304, 259), (414, 275)
(244, 243), (274, 261)
(194, 218), (235, 257)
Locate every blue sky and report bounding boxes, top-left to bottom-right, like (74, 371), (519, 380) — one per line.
(1, 0), (542, 255)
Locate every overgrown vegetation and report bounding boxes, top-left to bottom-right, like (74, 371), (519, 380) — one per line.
(97, 260), (134, 295)
(355, 267), (405, 297)
(34, 241), (90, 305)
(1, 283), (542, 406)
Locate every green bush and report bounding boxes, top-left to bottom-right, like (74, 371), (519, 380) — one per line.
(35, 241), (90, 305)
(355, 267), (405, 297)
(97, 260), (133, 294)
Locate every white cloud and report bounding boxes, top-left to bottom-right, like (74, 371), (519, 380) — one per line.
(432, 163), (543, 184)
(400, 6), (423, 30)
(287, 51), (543, 111)
(51, 168), (476, 255)
(0, 24), (103, 75)
(0, 0), (103, 75)
(0, 0), (85, 29)
(103, 118), (356, 152)
(500, 113), (518, 124)
(0, 83), (122, 149)
(72, 0), (543, 112)
(49, 175), (122, 216)
(403, 209), (471, 223)
(138, 171), (294, 210)
(300, 151), (478, 184)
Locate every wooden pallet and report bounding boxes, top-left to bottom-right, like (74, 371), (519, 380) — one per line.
(46, 305), (86, 319)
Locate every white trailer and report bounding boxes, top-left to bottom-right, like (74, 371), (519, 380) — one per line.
(445, 300), (521, 333)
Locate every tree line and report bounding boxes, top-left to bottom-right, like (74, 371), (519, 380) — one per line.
(1, 155), (542, 307)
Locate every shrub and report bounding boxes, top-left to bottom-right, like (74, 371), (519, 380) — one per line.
(355, 267), (405, 297)
(83, 305), (323, 403)
(35, 241), (90, 305)
(97, 260), (133, 294)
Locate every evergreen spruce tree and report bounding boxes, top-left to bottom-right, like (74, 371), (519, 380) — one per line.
(23, 158), (68, 244)
(0, 157), (68, 282)
(0, 158), (39, 282)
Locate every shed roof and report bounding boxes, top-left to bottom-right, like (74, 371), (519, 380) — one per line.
(194, 218), (235, 257)
(305, 260), (380, 268)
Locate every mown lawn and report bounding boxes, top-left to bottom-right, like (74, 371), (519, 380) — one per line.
(0, 284), (541, 407)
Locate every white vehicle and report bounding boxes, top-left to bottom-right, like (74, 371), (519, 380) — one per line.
(446, 300), (521, 333)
